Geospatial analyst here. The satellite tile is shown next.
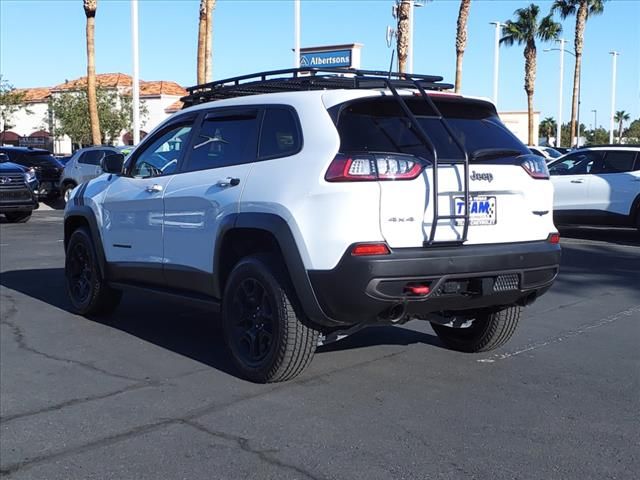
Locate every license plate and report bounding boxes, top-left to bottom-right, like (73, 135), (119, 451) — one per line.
(454, 195), (497, 226)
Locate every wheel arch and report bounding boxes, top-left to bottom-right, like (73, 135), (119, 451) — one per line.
(214, 212), (341, 328)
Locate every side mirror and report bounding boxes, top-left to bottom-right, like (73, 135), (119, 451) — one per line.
(101, 153), (125, 174)
(0, 153), (9, 163)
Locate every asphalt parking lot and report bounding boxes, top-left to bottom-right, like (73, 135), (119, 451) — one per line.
(1, 210), (638, 480)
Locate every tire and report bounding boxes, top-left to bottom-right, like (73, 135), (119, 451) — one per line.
(62, 182), (77, 205)
(222, 254), (319, 383)
(4, 212), (32, 223)
(65, 227), (122, 316)
(431, 306), (521, 353)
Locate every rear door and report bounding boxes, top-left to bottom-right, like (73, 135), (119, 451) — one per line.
(588, 150), (639, 215)
(162, 107), (262, 295)
(77, 149), (109, 183)
(335, 96), (554, 247)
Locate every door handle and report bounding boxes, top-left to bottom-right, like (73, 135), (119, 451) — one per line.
(216, 177), (240, 188)
(633, 178), (640, 182)
(145, 184), (163, 193)
(570, 179), (584, 184)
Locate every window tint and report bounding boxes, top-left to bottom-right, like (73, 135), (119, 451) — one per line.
(548, 151), (603, 176)
(336, 98), (527, 162)
(186, 112), (259, 172)
(259, 108), (301, 159)
(593, 151), (637, 174)
(79, 150), (108, 165)
(130, 125), (192, 178)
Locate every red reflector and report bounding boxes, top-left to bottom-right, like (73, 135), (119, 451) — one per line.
(405, 285), (430, 295)
(351, 243), (390, 256)
(548, 233), (560, 244)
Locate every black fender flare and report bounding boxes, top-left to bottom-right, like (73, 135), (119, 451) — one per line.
(214, 212), (343, 328)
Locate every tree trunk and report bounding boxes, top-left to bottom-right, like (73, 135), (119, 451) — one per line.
(618, 120), (623, 143)
(454, 0), (471, 93)
(396, 0), (410, 74)
(524, 42), (537, 146)
(84, 0), (101, 145)
(197, 0), (207, 85)
(204, 0), (215, 82)
(569, 1), (588, 146)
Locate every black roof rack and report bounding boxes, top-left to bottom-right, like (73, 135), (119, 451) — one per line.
(181, 67), (453, 108)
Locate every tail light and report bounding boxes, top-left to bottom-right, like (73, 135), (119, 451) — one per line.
(547, 233), (560, 244)
(351, 243), (390, 256)
(520, 154), (549, 179)
(325, 153), (425, 182)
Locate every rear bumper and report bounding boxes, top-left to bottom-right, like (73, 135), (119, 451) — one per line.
(308, 240), (561, 326)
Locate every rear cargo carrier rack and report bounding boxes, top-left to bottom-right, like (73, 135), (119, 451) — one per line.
(182, 67), (470, 246)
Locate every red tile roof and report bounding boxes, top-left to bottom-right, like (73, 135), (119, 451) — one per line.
(165, 99), (184, 113)
(53, 73), (133, 91)
(14, 87), (51, 103)
(140, 81), (187, 97)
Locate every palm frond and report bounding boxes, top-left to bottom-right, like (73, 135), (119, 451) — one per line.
(551, 0), (576, 19)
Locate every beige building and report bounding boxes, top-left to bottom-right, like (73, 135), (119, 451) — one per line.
(2, 73), (187, 154)
(499, 111), (540, 146)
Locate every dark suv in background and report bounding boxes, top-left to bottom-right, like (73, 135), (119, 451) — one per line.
(0, 153), (39, 223)
(0, 147), (63, 198)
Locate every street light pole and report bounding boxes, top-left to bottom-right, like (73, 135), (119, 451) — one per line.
(294, 0), (300, 68)
(609, 51), (619, 144)
(555, 38), (565, 147)
(131, 0), (140, 145)
(591, 109), (597, 130)
(490, 21), (502, 108)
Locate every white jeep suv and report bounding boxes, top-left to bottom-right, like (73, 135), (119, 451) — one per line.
(64, 69), (561, 382)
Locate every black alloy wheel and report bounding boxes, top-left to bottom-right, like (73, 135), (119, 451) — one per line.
(64, 227), (122, 316)
(222, 254), (319, 383)
(229, 277), (276, 367)
(67, 241), (93, 305)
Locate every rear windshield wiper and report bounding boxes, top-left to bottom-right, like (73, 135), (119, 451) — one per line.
(471, 148), (523, 161)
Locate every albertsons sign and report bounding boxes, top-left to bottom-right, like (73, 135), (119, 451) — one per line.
(300, 50), (352, 68)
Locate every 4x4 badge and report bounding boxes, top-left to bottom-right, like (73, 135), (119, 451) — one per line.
(470, 171), (493, 182)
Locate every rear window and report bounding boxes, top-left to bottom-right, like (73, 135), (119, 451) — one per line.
(334, 97), (528, 161)
(22, 152), (61, 167)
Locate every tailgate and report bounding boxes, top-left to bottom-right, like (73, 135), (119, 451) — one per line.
(379, 163), (555, 247)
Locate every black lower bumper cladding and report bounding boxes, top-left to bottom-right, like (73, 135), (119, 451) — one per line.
(308, 240), (561, 326)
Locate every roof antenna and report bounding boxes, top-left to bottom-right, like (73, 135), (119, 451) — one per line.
(385, 25), (396, 79)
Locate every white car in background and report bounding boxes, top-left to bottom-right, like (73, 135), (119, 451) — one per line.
(529, 146), (563, 162)
(548, 145), (640, 230)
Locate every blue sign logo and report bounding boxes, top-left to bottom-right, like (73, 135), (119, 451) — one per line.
(300, 50), (352, 68)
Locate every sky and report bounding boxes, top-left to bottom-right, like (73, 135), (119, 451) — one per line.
(1, 0), (639, 129)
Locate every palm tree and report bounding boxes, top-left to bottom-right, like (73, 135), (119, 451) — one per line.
(539, 117), (557, 145)
(454, 0), (472, 93)
(551, 0), (605, 146)
(501, 4), (562, 145)
(205, 0), (216, 82)
(83, 0), (101, 145)
(395, 1), (411, 74)
(614, 110), (630, 143)
(197, 0), (207, 84)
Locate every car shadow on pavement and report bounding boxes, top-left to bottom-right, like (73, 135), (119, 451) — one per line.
(0, 268), (444, 377)
(559, 226), (639, 247)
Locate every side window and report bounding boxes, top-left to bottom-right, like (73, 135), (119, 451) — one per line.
(593, 151), (637, 174)
(185, 112), (259, 172)
(78, 150), (106, 165)
(258, 108), (301, 159)
(130, 124), (192, 178)
(549, 151), (602, 176)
